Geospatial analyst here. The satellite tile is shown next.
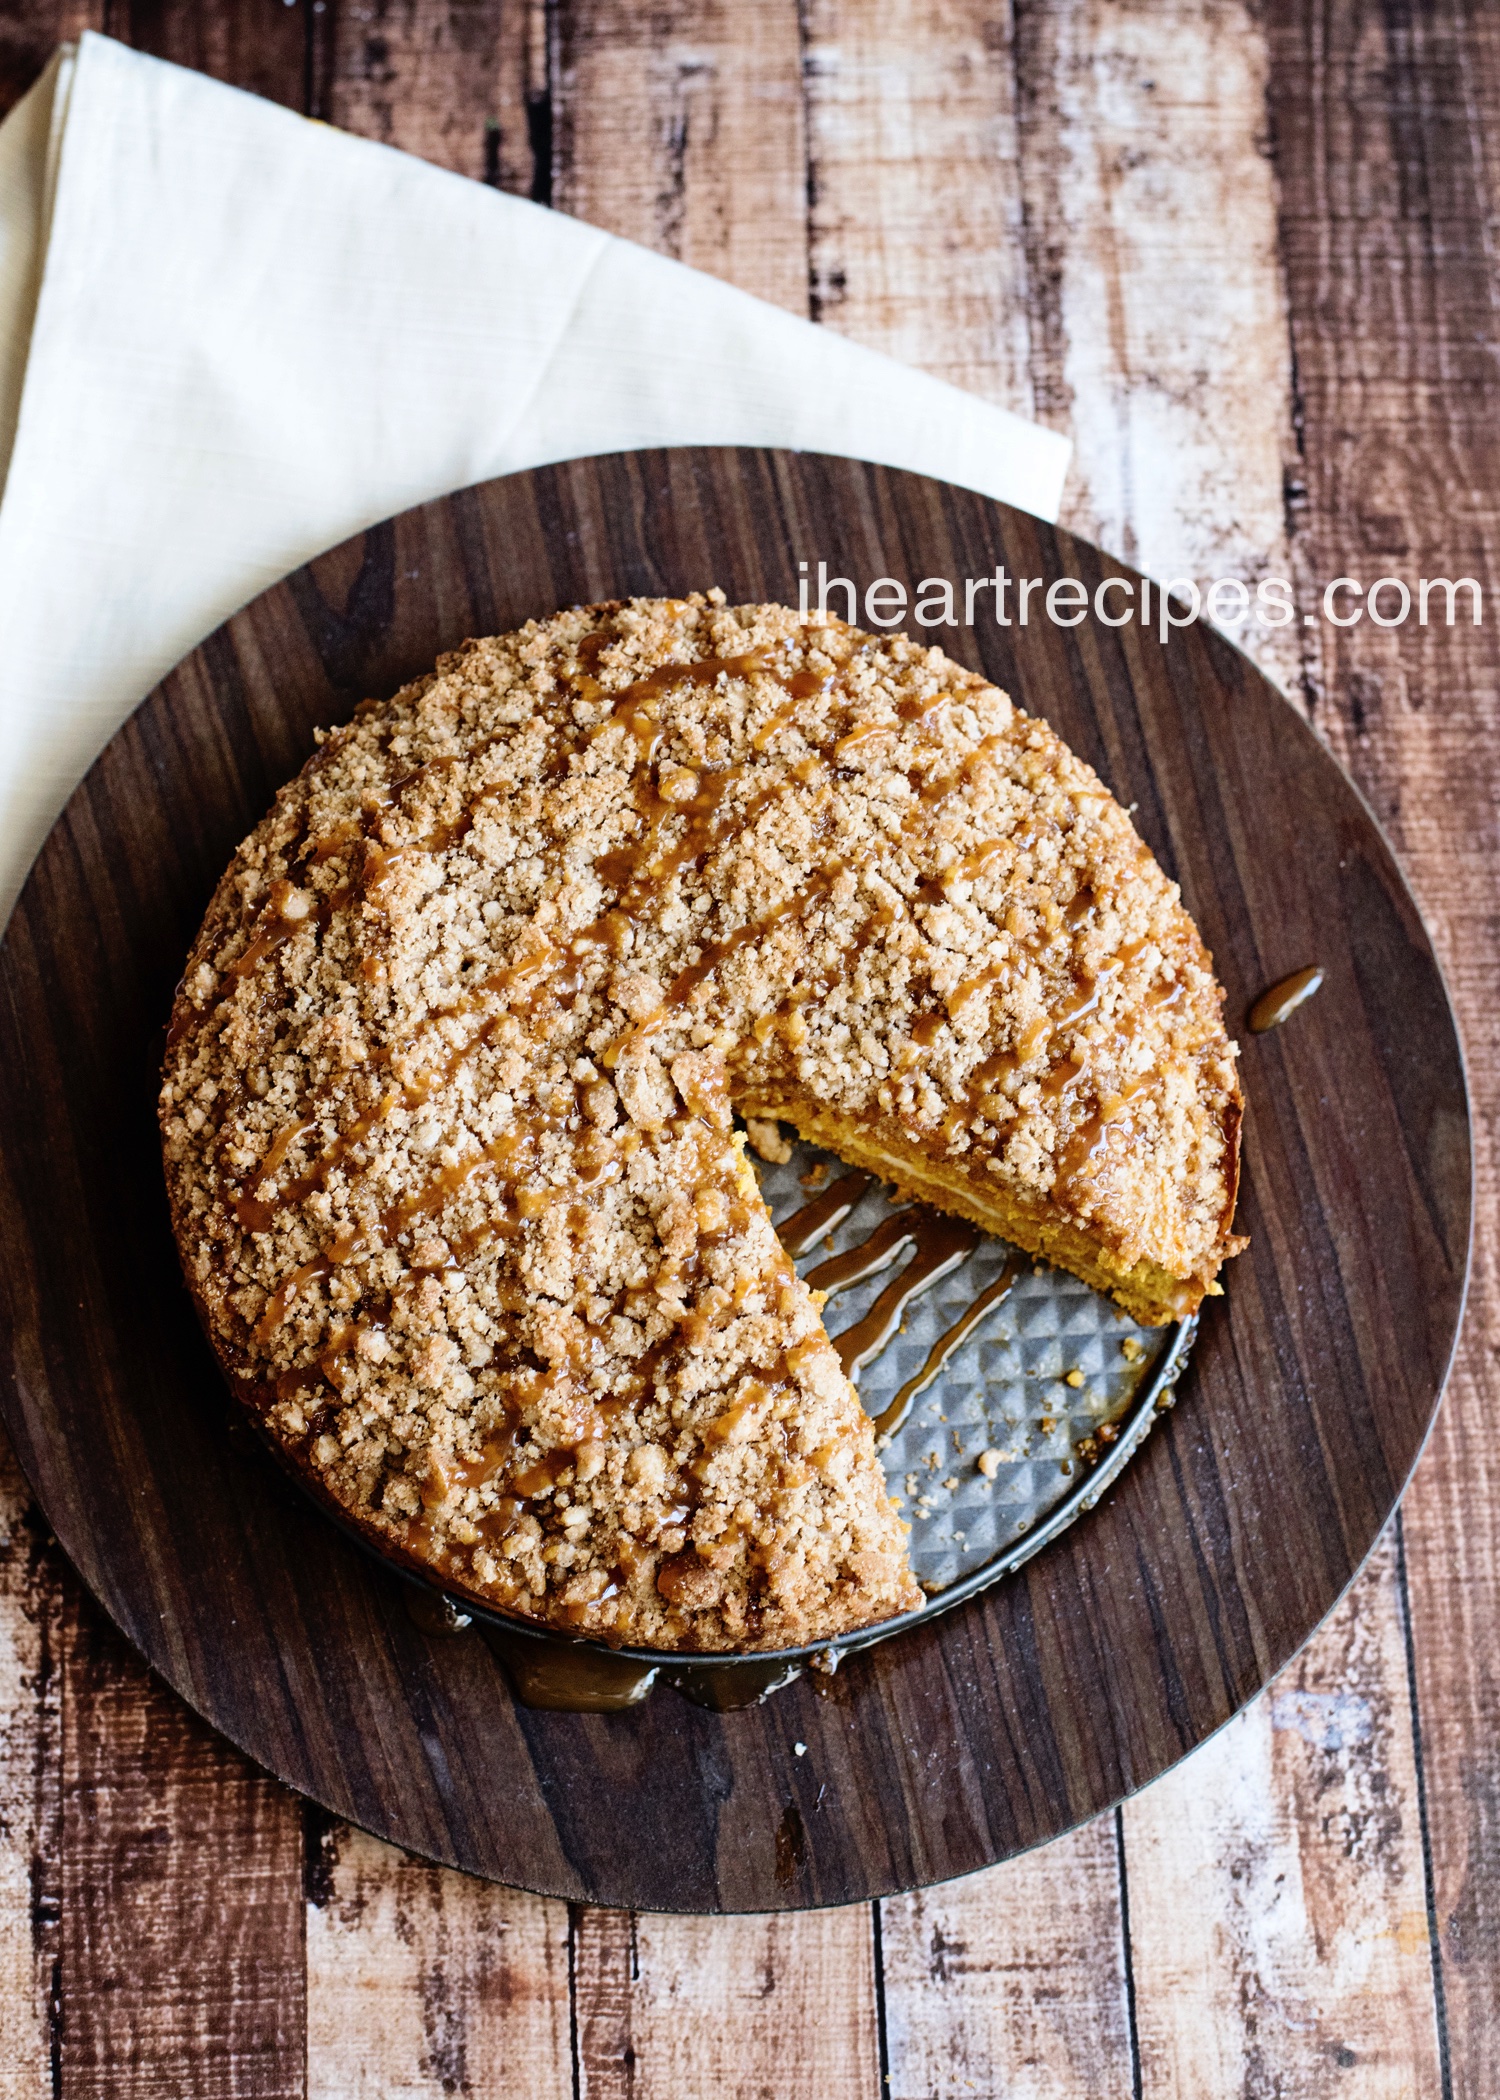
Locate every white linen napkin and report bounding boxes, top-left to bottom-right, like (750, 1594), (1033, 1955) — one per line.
(0, 32), (1069, 927)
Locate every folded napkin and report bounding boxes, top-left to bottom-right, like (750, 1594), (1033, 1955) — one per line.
(0, 31), (1069, 927)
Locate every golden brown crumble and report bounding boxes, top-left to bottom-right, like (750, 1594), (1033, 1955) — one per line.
(160, 594), (1243, 1651)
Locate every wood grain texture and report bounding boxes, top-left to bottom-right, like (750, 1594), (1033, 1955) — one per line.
(574, 1904), (879, 2098)
(306, 1820), (572, 2098)
(0, 3), (98, 111)
(879, 1815), (1134, 2100)
(58, 1595), (304, 2097)
(323, 0), (539, 193)
(1125, 1532), (1443, 2094)
(800, 0), (1034, 410)
(1013, 0), (1300, 690)
(0, 446), (1467, 1915)
(552, 0), (808, 313)
(0, 1433), (57, 2100)
(1266, 2), (1500, 2091)
(103, 0), (310, 110)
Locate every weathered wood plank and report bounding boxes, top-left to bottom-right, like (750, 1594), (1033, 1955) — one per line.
(574, 1904), (879, 2099)
(323, 0), (539, 193)
(880, 1815), (1135, 2100)
(1012, 0), (1300, 688)
(1005, 9), (1446, 2093)
(799, 0), (1034, 411)
(305, 1818), (573, 2099)
(0, 1429), (57, 2100)
(1266, 2), (1500, 2091)
(0, 4), (99, 115)
(1124, 1535), (1443, 2095)
(105, 0), (309, 111)
(552, 0), (808, 313)
(58, 1594), (304, 2099)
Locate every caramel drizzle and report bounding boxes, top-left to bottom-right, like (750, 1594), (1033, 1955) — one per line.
(248, 1112), (575, 1337)
(774, 1170), (873, 1258)
(216, 641), (1065, 1267)
(800, 1204), (984, 1384)
(751, 665), (838, 749)
(603, 867), (840, 1069)
(823, 1211), (980, 1381)
(804, 1210), (926, 1299)
(930, 943), (1182, 1203)
(909, 730), (1008, 813)
(408, 1187), (985, 1568)
(1248, 965), (1324, 1033)
(400, 1134), (784, 1582)
(871, 1258), (1021, 1438)
(881, 739), (1201, 1189)
(211, 628), (1021, 1358)
(227, 635), (949, 1189)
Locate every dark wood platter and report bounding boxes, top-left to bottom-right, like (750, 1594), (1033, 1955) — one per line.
(0, 449), (1470, 1913)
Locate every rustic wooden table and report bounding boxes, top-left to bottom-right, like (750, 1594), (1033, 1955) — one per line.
(0, 2), (1491, 2093)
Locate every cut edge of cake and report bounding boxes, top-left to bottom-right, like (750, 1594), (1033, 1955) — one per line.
(742, 1094), (1245, 1328)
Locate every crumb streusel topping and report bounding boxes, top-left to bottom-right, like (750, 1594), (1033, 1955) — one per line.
(160, 594), (1243, 1651)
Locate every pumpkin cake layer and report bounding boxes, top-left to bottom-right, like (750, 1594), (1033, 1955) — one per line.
(159, 594), (1244, 1652)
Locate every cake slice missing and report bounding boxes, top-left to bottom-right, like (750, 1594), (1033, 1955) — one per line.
(160, 594), (1244, 1652)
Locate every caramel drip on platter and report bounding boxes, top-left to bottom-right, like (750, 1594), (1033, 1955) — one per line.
(1248, 965), (1324, 1033)
(872, 1258), (1022, 1438)
(775, 1170), (874, 1258)
(804, 1209), (923, 1300)
(484, 1638), (661, 1712)
(828, 1210), (981, 1381)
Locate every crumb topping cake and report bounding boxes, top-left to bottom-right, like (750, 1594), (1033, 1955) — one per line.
(160, 594), (1245, 1652)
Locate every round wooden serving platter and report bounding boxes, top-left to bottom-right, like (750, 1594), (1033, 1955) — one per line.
(0, 449), (1471, 1913)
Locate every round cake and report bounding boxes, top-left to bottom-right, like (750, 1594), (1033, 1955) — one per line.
(159, 594), (1245, 1652)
